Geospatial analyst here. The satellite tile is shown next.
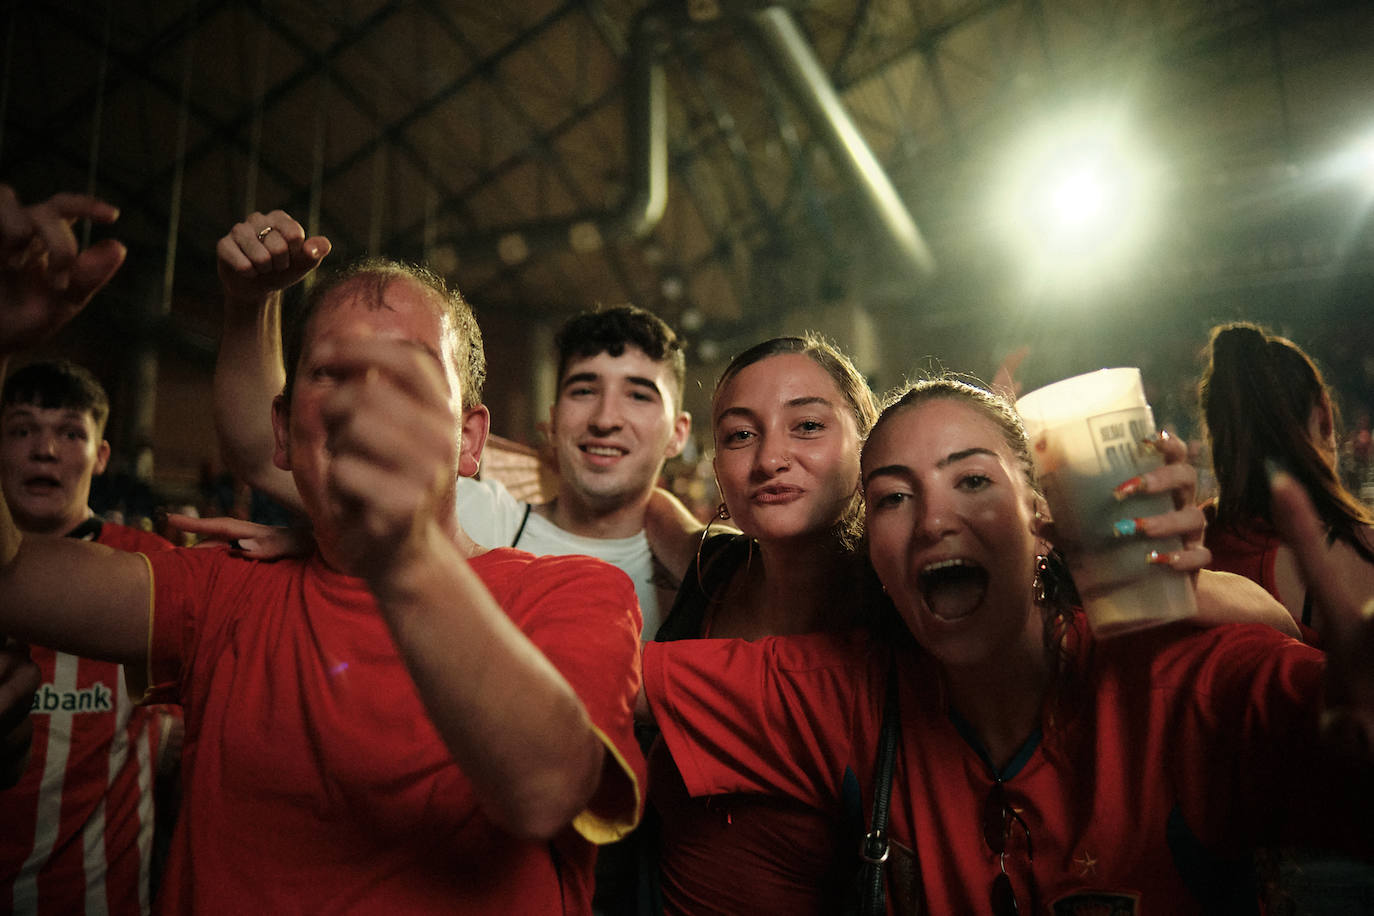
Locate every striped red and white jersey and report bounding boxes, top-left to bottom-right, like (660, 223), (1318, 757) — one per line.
(0, 520), (174, 916)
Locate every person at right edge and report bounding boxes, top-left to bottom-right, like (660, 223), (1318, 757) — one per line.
(1199, 320), (1374, 642)
(1199, 320), (1374, 914)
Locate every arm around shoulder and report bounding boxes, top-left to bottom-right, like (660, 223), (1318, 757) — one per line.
(1194, 569), (1301, 638)
(645, 486), (727, 583)
(0, 530), (153, 670)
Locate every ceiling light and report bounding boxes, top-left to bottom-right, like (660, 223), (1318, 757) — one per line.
(660, 274), (685, 301)
(569, 221), (603, 253)
(990, 105), (1163, 288)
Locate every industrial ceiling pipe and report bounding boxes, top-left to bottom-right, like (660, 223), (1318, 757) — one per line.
(739, 5), (936, 279)
(444, 3), (934, 282)
(445, 9), (669, 264)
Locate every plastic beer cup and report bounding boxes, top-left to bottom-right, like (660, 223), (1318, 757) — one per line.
(1015, 368), (1196, 636)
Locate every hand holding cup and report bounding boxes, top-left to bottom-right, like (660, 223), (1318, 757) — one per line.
(1017, 368), (1199, 636)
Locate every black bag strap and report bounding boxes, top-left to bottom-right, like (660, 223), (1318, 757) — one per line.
(858, 655), (902, 916)
(509, 502), (534, 549)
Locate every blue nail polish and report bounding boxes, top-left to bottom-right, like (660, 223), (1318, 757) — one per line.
(1113, 518), (1137, 538)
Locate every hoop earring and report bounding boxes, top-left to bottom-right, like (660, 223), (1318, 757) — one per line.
(693, 502), (754, 595)
(695, 504), (729, 588)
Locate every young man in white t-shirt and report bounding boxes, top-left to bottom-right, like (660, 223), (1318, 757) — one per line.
(457, 305), (690, 636)
(211, 211), (692, 637)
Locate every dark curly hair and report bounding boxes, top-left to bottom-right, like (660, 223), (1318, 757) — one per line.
(554, 304), (685, 412)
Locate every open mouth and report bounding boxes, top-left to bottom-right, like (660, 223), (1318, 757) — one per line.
(918, 558), (988, 621)
(22, 474), (62, 494)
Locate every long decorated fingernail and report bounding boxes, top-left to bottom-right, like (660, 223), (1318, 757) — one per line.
(1113, 518), (1140, 538)
(1114, 477), (1144, 500)
(1146, 549), (1176, 565)
(1139, 429), (1172, 454)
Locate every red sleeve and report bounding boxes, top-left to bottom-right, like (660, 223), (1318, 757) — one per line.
(1139, 623), (1370, 855)
(644, 632), (876, 810)
(141, 548), (230, 706)
(481, 551), (647, 843)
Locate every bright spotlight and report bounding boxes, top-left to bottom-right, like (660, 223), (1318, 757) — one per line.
(1052, 169), (1107, 226)
(991, 109), (1163, 288)
(1035, 155), (1118, 248)
(1314, 129), (1374, 199)
(1353, 134), (1374, 193)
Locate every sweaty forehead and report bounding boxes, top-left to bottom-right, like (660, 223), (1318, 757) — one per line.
(308, 280), (451, 354)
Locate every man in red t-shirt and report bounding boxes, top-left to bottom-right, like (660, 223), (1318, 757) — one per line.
(0, 186), (645, 914)
(0, 358), (176, 915)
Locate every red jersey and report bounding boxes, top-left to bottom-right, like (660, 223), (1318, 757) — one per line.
(0, 520), (174, 916)
(1204, 517), (1281, 602)
(1204, 506), (1322, 644)
(645, 620), (1368, 915)
(142, 545), (645, 915)
(649, 533), (851, 915)
(648, 736), (849, 915)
